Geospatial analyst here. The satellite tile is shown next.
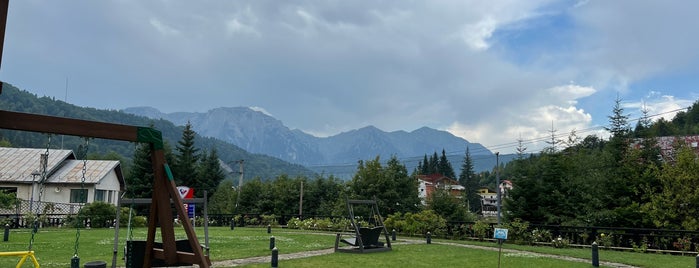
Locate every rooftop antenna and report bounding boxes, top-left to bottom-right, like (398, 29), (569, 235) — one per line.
(61, 77), (68, 149)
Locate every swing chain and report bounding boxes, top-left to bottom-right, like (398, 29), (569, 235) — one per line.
(28, 135), (51, 251)
(74, 138), (89, 258)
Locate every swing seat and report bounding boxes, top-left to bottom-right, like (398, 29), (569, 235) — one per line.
(340, 227), (384, 248)
(0, 251), (40, 268)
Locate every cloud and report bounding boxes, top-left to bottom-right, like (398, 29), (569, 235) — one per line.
(448, 83), (595, 153)
(3, 1), (698, 156)
(149, 18), (180, 36)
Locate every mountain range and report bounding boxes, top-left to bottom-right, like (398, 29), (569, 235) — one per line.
(123, 106), (502, 178)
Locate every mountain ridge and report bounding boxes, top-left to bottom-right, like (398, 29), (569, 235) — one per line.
(123, 106), (496, 177)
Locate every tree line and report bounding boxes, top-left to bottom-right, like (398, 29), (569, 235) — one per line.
(505, 98), (699, 230)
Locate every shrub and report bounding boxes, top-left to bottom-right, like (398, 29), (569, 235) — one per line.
(75, 202), (116, 228)
(472, 220), (491, 241)
(503, 218), (531, 245)
(260, 214), (278, 227)
(531, 228), (552, 244)
(552, 236), (569, 248)
(597, 233), (614, 248)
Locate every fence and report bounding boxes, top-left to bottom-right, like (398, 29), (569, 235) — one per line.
(0, 199), (90, 228)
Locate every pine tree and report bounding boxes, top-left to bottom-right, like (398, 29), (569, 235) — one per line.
(516, 134), (527, 159)
(126, 143), (154, 198)
(428, 152), (439, 174)
(195, 148), (226, 199)
(174, 121), (201, 187)
(438, 149), (456, 179)
(458, 147), (480, 212)
(420, 155), (430, 174)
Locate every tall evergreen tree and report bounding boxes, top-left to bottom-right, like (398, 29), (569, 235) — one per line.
(174, 121), (201, 187)
(428, 152), (439, 174)
(195, 148), (226, 199)
(438, 149), (456, 179)
(459, 147), (480, 213)
(126, 143), (154, 198)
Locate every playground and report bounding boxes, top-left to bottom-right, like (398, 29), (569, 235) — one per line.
(0, 226), (696, 268)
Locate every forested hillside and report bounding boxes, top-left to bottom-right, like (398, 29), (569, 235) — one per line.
(0, 83), (314, 180)
(504, 99), (699, 230)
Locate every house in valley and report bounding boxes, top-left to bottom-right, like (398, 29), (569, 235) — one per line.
(417, 174), (465, 205)
(0, 147), (125, 215)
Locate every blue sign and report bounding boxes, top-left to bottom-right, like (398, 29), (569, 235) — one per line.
(494, 228), (508, 240)
(187, 203), (196, 218)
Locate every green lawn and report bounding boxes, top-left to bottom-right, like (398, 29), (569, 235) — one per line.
(0, 227), (694, 267)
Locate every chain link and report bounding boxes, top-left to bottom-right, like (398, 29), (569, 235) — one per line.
(73, 138), (89, 257)
(28, 135), (51, 251)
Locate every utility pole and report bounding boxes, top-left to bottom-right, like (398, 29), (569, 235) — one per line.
(495, 152), (501, 226)
(299, 181), (303, 218)
(235, 160), (244, 211)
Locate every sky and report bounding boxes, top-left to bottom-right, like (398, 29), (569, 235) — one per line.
(1, 0), (698, 154)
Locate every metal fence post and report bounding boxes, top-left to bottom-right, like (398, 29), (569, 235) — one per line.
(592, 241), (599, 267)
(3, 224), (8, 242)
(271, 247), (279, 268)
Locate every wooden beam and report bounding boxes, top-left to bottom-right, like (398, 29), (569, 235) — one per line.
(0, 110), (138, 141)
(0, 0), (9, 73)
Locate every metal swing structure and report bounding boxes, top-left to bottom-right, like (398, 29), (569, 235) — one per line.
(0, 1), (210, 267)
(334, 197), (392, 253)
(0, 108), (212, 268)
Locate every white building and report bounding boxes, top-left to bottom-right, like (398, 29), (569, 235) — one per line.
(0, 147), (124, 214)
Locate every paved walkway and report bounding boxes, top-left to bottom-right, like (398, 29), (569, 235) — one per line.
(208, 238), (639, 268)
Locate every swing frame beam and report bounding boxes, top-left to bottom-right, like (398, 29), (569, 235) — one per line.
(0, 110), (211, 268)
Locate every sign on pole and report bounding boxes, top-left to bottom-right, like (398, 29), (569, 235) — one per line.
(494, 228), (508, 240)
(177, 186), (195, 220)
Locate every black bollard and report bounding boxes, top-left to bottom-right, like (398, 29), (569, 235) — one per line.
(696, 253), (699, 268)
(426, 232), (432, 244)
(3, 224), (9, 242)
(71, 256), (80, 268)
(391, 229), (396, 241)
(230, 218), (235, 230)
(267, 224), (272, 234)
(271, 247), (279, 268)
(592, 242), (599, 267)
(270, 236), (276, 250)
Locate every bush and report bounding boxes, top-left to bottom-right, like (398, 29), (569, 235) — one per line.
(389, 210), (447, 237)
(597, 233), (614, 248)
(531, 228), (552, 244)
(260, 214), (279, 227)
(552, 236), (570, 248)
(503, 218), (531, 245)
(472, 220), (491, 241)
(75, 202), (116, 228)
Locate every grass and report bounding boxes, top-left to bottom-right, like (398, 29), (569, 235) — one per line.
(437, 238), (698, 268)
(242, 243), (595, 268)
(0, 226), (694, 267)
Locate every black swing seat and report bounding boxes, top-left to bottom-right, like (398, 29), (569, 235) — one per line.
(340, 226), (385, 248)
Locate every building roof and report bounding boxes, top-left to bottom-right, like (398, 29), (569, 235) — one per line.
(0, 147), (124, 190)
(417, 174), (459, 185)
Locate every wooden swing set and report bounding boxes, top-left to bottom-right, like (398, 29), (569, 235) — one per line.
(0, 1), (210, 267)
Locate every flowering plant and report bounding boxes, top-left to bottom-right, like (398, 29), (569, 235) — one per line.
(673, 237), (692, 254)
(552, 236), (569, 248)
(597, 233), (613, 248)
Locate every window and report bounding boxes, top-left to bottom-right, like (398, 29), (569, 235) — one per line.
(0, 187), (17, 194)
(94, 190), (106, 202)
(70, 189), (88, 203)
